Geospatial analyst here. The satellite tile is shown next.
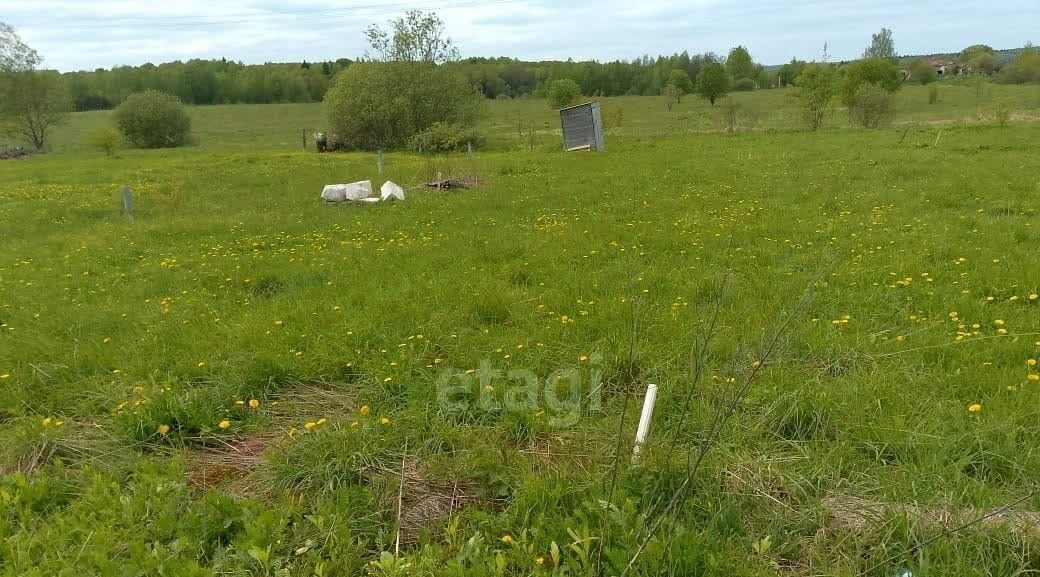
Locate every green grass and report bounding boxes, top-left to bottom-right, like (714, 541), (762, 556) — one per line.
(2, 86), (1040, 576)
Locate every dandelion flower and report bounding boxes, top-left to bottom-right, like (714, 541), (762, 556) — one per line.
(249, 399), (260, 409)
(535, 556), (545, 566)
(968, 404), (982, 414)
(501, 535), (514, 544)
(197, 362), (206, 368)
(1030, 294), (1038, 301)
(304, 421), (317, 430)
(157, 424), (170, 435)
(0, 373), (10, 380)
(994, 320), (1006, 327)
(350, 421), (360, 428)
(1028, 359), (1038, 367)
(1029, 374), (1040, 382)
(218, 419), (231, 429)
(379, 416), (391, 426)
(359, 405), (370, 415)
(42, 417), (53, 427)
(275, 320), (284, 326)
(579, 355), (589, 362)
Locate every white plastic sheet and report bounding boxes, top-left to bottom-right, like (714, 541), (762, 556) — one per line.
(380, 181), (406, 202)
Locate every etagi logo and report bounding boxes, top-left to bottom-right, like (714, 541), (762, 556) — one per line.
(435, 355), (604, 428)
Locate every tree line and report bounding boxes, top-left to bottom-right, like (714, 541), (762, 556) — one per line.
(57, 49), (774, 111)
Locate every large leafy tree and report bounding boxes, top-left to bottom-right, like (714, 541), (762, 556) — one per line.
(726, 46), (756, 81)
(665, 69), (693, 102)
(863, 27), (896, 60)
(364, 10), (459, 63)
(0, 23), (69, 150)
(695, 61), (729, 106)
(0, 22), (40, 72)
(326, 11), (482, 150)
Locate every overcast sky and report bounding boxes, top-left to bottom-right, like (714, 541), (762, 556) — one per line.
(3, 0), (1036, 72)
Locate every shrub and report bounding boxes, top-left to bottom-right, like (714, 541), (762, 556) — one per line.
(546, 78), (581, 109)
(408, 121), (486, 152)
(85, 125), (123, 156)
(795, 63), (838, 131)
(324, 62), (482, 151)
(732, 78), (756, 92)
(911, 60), (937, 84)
(840, 57), (901, 108)
(850, 82), (895, 128)
(993, 100), (1011, 127)
(114, 90), (192, 149)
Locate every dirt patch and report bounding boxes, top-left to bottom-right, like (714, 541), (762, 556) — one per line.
(187, 433), (283, 494)
(375, 460), (478, 547)
(824, 495), (1040, 535)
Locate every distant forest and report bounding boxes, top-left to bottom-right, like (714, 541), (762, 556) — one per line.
(63, 52), (780, 111)
(62, 46), (1031, 112)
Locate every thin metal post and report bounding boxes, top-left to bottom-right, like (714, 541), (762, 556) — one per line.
(122, 186), (133, 220)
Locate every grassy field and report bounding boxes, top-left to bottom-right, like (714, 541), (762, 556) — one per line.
(38, 81), (1040, 154)
(2, 85), (1040, 576)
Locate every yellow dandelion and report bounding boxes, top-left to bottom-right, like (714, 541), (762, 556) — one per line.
(42, 417), (53, 427)
(316, 418), (327, 425)
(157, 424), (170, 435)
(350, 421), (360, 428)
(998, 329), (1009, 335)
(501, 534), (514, 544)
(379, 416), (391, 425)
(1029, 374), (1040, 382)
(1030, 294), (1038, 301)
(535, 556), (546, 566)
(752, 360), (762, 368)
(249, 399), (260, 409)
(197, 362), (206, 368)
(994, 319), (1006, 327)
(896, 335), (906, 343)
(968, 404), (982, 414)
(484, 385), (495, 393)
(304, 421), (317, 430)
(1028, 359), (1038, 367)
(579, 355), (589, 362)
(0, 373), (10, 380)
(218, 419), (231, 429)
(359, 405), (370, 415)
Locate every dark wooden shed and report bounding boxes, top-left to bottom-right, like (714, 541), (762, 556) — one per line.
(559, 101), (605, 152)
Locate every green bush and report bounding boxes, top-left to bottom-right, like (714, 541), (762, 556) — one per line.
(795, 63), (838, 130)
(840, 57), (901, 107)
(546, 78), (581, 109)
(323, 62), (482, 151)
(85, 125), (123, 156)
(850, 82), (895, 128)
(113, 91), (192, 149)
(732, 77), (756, 92)
(408, 121), (486, 152)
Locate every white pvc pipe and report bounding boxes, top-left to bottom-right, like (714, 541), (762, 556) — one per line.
(632, 383), (658, 462)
